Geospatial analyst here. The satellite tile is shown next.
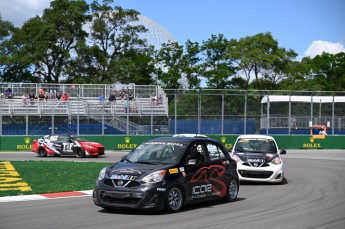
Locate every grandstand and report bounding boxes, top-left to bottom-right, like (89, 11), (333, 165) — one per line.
(0, 83), (169, 135)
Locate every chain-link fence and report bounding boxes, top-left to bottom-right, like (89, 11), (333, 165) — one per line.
(1, 83), (345, 136)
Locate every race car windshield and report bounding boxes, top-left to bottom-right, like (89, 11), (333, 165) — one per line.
(235, 139), (277, 154)
(126, 141), (187, 165)
(71, 137), (88, 142)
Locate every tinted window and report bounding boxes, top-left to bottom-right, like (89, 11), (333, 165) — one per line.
(235, 138), (277, 153)
(126, 141), (187, 164)
(206, 143), (226, 161)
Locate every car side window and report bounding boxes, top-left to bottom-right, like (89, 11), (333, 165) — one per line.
(185, 143), (205, 165)
(206, 143), (226, 161)
(50, 135), (58, 141)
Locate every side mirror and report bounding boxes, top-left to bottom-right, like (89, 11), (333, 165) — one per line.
(280, 149), (287, 155)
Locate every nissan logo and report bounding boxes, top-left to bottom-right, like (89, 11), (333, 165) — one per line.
(117, 180), (124, 186)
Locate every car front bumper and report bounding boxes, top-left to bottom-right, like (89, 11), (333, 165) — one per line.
(236, 163), (284, 183)
(93, 181), (167, 210)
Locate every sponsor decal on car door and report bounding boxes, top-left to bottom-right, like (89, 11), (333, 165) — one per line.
(183, 143), (214, 201)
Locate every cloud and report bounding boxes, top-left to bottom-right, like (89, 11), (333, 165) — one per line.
(0, 0), (51, 27)
(304, 40), (345, 58)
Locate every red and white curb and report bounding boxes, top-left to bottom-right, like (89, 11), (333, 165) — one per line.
(0, 190), (93, 203)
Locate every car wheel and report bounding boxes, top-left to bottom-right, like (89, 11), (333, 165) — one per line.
(75, 148), (85, 158)
(165, 186), (183, 213)
(224, 178), (239, 202)
(37, 148), (47, 157)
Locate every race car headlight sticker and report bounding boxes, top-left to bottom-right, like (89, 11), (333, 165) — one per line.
(98, 168), (107, 180)
(142, 170), (166, 183)
(271, 157), (282, 165)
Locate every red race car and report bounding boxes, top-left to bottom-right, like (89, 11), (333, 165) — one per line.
(32, 134), (105, 158)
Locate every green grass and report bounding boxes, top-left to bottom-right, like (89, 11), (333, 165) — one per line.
(0, 161), (112, 197)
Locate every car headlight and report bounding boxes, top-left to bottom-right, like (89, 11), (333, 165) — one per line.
(232, 155), (242, 163)
(98, 167), (107, 180)
(271, 157), (282, 165)
(85, 145), (95, 149)
(142, 170), (166, 183)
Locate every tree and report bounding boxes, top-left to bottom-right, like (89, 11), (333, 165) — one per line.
(0, 16), (36, 82)
(307, 52), (345, 91)
(69, 0), (154, 84)
(279, 52), (345, 91)
(225, 32), (297, 89)
(154, 40), (202, 89)
(200, 34), (235, 89)
(19, 0), (89, 83)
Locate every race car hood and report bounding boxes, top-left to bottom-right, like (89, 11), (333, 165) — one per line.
(78, 141), (103, 147)
(107, 162), (172, 179)
(234, 152), (278, 163)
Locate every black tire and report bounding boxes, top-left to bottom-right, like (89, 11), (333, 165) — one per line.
(75, 148), (85, 158)
(165, 186), (184, 213)
(37, 148), (47, 157)
(224, 178), (239, 202)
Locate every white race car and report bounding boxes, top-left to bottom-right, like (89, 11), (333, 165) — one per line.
(230, 134), (286, 183)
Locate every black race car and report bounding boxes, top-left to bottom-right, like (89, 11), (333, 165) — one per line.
(93, 136), (239, 213)
(32, 134), (105, 158)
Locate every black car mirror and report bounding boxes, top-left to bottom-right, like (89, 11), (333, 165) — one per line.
(280, 149), (287, 155)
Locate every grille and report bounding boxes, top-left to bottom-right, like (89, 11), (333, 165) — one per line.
(99, 195), (141, 205)
(104, 179), (140, 188)
(243, 162), (269, 167)
(239, 170), (273, 178)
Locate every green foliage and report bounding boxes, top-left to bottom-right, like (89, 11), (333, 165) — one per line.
(200, 34), (235, 89)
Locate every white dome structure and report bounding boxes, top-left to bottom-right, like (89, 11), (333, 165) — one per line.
(136, 15), (176, 50)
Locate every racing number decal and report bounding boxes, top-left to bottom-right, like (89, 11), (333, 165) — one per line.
(191, 165), (227, 197)
(63, 143), (73, 151)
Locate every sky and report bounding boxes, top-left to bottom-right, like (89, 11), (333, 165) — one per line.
(0, 0), (344, 59)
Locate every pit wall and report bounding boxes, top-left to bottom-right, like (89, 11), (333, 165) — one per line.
(1, 135), (345, 151)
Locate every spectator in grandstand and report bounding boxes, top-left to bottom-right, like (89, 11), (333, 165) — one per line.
(49, 87), (57, 99)
(108, 92), (116, 103)
(0, 93), (5, 101)
(5, 87), (13, 99)
(156, 94), (163, 105)
(56, 92), (62, 100)
(99, 94), (105, 104)
(130, 98), (138, 113)
(127, 89), (134, 101)
(150, 93), (157, 106)
(38, 87), (45, 95)
(38, 91), (45, 101)
(28, 92), (37, 106)
(124, 99), (130, 113)
(61, 92), (69, 101)
(22, 93), (28, 105)
(56, 92), (62, 105)
(119, 89), (127, 101)
(44, 91), (49, 101)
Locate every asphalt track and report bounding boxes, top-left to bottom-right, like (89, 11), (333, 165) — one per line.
(1, 150), (345, 229)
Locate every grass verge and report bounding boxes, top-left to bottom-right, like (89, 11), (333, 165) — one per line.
(0, 161), (111, 197)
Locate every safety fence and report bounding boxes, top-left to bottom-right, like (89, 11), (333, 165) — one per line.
(1, 83), (345, 136)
